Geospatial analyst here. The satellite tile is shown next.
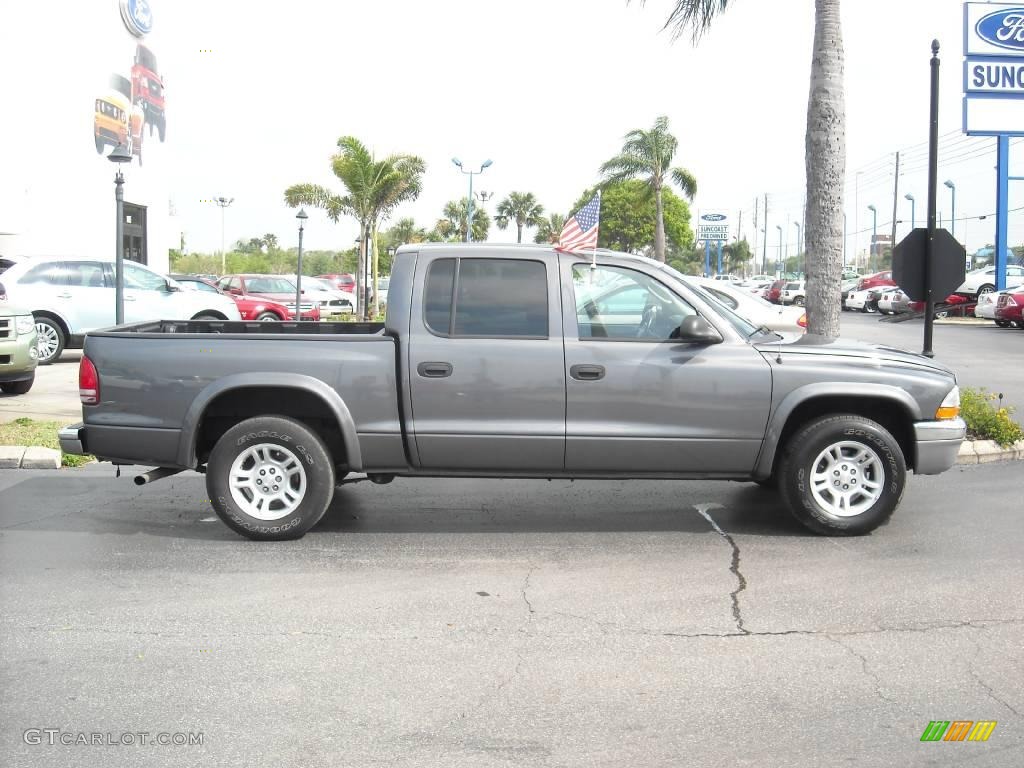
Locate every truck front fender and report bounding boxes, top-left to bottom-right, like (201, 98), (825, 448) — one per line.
(177, 373), (364, 471)
(753, 382), (922, 479)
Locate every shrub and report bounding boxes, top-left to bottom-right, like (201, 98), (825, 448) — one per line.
(960, 387), (1024, 448)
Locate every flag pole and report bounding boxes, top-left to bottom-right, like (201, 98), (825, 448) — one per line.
(591, 189), (602, 273)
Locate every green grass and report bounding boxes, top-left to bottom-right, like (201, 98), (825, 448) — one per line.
(0, 417), (94, 467)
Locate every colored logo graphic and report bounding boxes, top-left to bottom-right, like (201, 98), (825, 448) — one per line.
(120, 0), (153, 38)
(920, 721), (997, 742)
(976, 8), (1024, 52)
(701, 213), (727, 221)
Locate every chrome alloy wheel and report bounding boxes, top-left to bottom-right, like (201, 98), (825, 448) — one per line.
(35, 322), (60, 361)
(228, 443), (307, 521)
(809, 441), (884, 518)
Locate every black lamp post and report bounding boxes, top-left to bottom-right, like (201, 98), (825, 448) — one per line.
(108, 143), (133, 324)
(294, 209), (308, 319)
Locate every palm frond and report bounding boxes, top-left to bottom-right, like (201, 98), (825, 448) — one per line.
(670, 167), (698, 199)
(627, 0), (731, 43)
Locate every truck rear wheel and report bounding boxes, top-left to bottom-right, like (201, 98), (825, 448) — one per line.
(777, 414), (906, 536)
(206, 416), (335, 541)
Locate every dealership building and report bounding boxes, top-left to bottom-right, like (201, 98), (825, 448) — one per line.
(0, 0), (173, 274)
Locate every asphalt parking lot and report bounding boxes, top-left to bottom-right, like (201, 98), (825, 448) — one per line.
(1, 312), (1022, 766)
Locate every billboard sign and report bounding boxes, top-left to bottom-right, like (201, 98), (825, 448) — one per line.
(697, 211), (730, 243)
(963, 3), (1024, 136)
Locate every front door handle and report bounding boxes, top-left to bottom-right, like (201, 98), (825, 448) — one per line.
(56, 292), (72, 299)
(123, 295), (136, 301)
(417, 361), (453, 378)
(570, 364), (605, 381)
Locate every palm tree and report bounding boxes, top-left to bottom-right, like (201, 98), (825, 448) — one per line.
(386, 217), (426, 247)
(599, 116), (697, 264)
(284, 136), (424, 318)
(632, 0), (844, 336)
(494, 192), (545, 243)
(534, 213), (567, 244)
(262, 233), (279, 252)
(438, 199), (490, 242)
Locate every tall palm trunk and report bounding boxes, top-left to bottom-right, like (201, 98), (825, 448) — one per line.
(356, 220), (368, 320)
(654, 184), (667, 262)
(371, 223), (381, 318)
(516, 221), (523, 243)
(803, 0), (845, 337)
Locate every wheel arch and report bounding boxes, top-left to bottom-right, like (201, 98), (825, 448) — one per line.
(755, 385), (920, 479)
(178, 373), (363, 471)
(31, 309), (72, 339)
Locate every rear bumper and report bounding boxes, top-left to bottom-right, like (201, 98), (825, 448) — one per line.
(59, 423), (183, 465)
(914, 418), (966, 475)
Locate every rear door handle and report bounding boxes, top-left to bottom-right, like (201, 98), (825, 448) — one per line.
(570, 364), (605, 381)
(56, 292), (72, 299)
(417, 361), (453, 378)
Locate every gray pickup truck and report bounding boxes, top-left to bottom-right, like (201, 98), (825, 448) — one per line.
(60, 244), (965, 540)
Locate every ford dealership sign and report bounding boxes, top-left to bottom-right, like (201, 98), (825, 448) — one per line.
(975, 8), (1024, 51)
(120, 0), (153, 38)
(697, 211), (730, 242)
(964, 3), (1024, 136)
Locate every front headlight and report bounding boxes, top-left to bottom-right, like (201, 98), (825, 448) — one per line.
(15, 315), (34, 335)
(935, 385), (960, 420)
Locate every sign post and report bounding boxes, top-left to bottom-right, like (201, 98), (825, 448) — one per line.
(697, 211), (729, 277)
(963, 2), (1024, 291)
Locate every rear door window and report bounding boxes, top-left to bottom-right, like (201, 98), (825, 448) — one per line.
(423, 258), (548, 337)
(18, 262), (69, 286)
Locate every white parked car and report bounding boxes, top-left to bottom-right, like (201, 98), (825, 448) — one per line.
(687, 276), (806, 333)
(955, 264), (1024, 298)
(0, 257), (241, 364)
(781, 280), (807, 306)
(975, 275), (1024, 320)
(281, 276), (354, 318)
(712, 274), (743, 284)
(844, 288), (876, 313)
(874, 286), (903, 314)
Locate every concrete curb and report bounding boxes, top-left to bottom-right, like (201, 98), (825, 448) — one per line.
(0, 446), (62, 469)
(957, 439), (1024, 465)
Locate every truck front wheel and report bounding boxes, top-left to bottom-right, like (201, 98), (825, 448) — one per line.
(206, 416), (335, 541)
(777, 414), (906, 536)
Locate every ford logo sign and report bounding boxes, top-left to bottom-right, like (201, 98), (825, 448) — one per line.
(120, 0), (153, 38)
(976, 8), (1024, 52)
(701, 213), (726, 221)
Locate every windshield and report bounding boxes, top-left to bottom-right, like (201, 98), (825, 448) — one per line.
(247, 277), (296, 293)
(653, 262), (760, 338)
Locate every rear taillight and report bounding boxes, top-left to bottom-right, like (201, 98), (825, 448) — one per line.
(0, 281), (6, 301)
(798, 313), (807, 329)
(79, 355), (99, 405)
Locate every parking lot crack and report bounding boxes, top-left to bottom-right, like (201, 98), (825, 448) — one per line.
(965, 635), (1023, 718)
(826, 635), (896, 704)
(521, 567), (536, 620)
(694, 504), (749, 635)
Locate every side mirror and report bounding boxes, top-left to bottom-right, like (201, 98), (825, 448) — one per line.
(674, 315), (723, 345)
(165, 281), (180, 292)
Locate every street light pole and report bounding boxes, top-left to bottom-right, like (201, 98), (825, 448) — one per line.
(867, 204), (878, 265)
(294, 208), (307, 318)
(214, 196), (234, 275)
(108, 143), (133, 325)
(775, 224), (783, 273)
(452, 158), (492, 242)
(905, 193), (916, 229)
(944, 180), (956, 239)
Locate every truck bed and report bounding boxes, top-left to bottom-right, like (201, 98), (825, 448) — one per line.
(81, 321), (402, 471)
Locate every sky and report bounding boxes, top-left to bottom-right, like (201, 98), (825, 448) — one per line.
(160, 0), (1024, 261)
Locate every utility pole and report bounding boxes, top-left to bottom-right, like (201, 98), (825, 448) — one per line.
(762, 193), (769, 274)
(736, 209), (743, 274)
(890, 151), (900, 268)
(752, 197), (759, 273)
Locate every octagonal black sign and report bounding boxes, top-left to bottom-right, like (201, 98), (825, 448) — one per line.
(892, 228), (967, 302)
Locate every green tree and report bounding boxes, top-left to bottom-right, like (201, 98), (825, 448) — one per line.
(435, 199), (490, 242)
(571, 180), (694, 255)
(263, 233), (279, 252)
(494, 192), (545, 243)
(634, 0), (845, 336)
(723, 239), (752, 274)
(284, 136), (425, 318)
(534, 213), (566, 244)
(384, 217), (427, 248)
(599, 115), (697, 263)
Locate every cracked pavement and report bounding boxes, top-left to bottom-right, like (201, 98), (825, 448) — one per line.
(1, 461), (1022, 767)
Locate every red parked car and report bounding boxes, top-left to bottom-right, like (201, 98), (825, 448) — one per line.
(766, 279), (787, 304)
(856, 270), (895, 291)
(171, 275), (319, 321)
(995, 290), (1024, 328)
(215, 274), (322, 320)
(317, 273), (356, 292)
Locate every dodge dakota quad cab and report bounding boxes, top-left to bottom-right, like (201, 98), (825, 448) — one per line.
(59, 244), (966, 540)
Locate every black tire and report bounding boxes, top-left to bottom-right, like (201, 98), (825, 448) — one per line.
(995, 319), (1011, 328)
(192, 313), (221, 321)
(206, 416), (335, 541)
(777, 414), (906, 536)
(255, 311), (280, 322)
(864, 303), (877, 314)
(794, 296), (805, 307)
(1, 375), (34, 395)
(976, 284), (995, 299)
(34, 316), (65, 365)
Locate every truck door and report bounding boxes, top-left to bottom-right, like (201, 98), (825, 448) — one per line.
(561, 257), (772, 474)
(408, 253), (566, 470)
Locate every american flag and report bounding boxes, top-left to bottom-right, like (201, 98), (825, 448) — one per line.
(557, 192), (601, 253)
